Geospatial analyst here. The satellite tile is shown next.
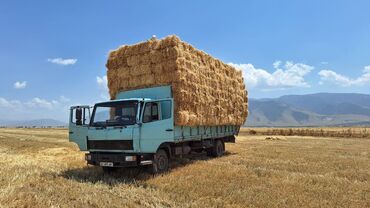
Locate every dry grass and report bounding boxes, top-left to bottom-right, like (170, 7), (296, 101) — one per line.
(0, 128), (369, 207)
(242, 127), (370, 138)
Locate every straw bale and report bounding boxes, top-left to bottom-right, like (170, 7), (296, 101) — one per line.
(106, 35), (248, 126)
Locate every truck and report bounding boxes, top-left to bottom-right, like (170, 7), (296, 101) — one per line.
(69, 85), (240, 173)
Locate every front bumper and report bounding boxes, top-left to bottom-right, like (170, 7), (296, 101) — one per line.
(85, 152), (153, 167)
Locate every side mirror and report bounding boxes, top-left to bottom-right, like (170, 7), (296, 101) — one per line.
(75, 108), (82, 125)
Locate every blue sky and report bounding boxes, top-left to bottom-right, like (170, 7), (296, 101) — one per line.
(0, 0), (370, 121)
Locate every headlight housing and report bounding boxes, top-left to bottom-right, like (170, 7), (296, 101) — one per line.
(125, 156), (137, 161)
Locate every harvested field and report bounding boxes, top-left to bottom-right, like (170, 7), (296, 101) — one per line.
(241, 127), (370, 138)
(106, 35), (248, 126)
(0, 128), (369, 207)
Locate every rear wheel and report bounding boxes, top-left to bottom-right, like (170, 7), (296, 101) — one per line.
(207, 140), (225, 157)
(150, 149), (169, 174)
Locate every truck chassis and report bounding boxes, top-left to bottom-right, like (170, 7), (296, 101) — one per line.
(85, 136), (235, 173)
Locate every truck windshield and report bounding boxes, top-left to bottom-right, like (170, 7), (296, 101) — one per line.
(90, 101), (138, 127)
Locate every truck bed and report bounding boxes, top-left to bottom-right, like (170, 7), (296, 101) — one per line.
(174, 125), (239, 142)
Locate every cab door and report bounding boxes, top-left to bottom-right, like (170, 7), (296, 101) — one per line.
(139, 99), (174, 152)
(69, 106), (91, 151)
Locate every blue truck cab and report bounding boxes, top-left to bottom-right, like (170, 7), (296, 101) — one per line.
(69, 86), (239, 173)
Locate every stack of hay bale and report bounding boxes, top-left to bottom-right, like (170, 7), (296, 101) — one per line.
(106, 35), (248, 126)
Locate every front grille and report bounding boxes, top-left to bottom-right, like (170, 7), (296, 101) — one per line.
(87, 140), (133, 150)
(92, 152), (126, 162)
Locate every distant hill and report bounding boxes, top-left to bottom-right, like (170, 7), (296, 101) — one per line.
(1, 93), (370, 128)
(278, 93), (370, 116)
(246, 93), (370, 127)
(0, 119), (67, 127)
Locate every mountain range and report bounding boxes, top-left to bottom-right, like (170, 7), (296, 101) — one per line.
(0, 119), (67, 127)
(1, 93), (370, 127)
(246, 93), (370, 127)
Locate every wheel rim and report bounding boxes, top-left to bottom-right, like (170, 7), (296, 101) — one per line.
(157, 155), (167, 170)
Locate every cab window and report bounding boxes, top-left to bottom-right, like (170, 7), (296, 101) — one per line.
(143, 102), (159, 123)
(160, 100), (172, 120)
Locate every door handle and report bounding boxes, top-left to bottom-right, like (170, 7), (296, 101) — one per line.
(69, 131), (74, 134)
(166, 129), (173, 132)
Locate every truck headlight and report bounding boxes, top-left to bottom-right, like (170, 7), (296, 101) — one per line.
(125, 156), (137, 162)
(85, 154), (91, 161)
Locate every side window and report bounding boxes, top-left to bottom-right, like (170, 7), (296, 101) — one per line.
(143, 103), (152, 123)
(143, 102), (159, 123)
(71, 109), (77, 124)
(160, 100), (172, 120)
(83, 108), (90, 125)
(71, 107), (90, 126)
(152, 103), (158, 120)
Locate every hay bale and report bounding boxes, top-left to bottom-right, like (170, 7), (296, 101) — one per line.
(106, 35), (248, 126)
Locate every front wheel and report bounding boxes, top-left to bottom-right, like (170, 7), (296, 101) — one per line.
(150, 149), (169, 174)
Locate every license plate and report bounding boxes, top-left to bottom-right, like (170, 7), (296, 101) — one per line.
(99, 162), (114, 167)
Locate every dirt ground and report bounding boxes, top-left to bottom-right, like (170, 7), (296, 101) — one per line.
(0, 128), (369, 208)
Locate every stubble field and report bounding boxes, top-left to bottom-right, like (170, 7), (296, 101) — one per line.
(0, 128), (369, 207)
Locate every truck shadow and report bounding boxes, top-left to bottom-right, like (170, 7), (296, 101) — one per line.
(60, 166), (151, 185)
(60, 151), (235, 185)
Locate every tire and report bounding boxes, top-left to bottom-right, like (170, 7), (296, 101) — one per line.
(207, 140), (225, 157)
(102, 167), (118, 173)
(150, 149), (169, 174)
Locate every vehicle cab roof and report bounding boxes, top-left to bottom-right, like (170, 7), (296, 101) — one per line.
(94, 98), (152, 106)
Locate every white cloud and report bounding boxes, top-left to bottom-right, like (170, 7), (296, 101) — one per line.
(97, 75), (108, 90)
(59, 95), (71, 103)
(229, 61), (313, 89)
(364, 66), (370, 73)
(97, 75), (109, 100)
(0, 96), (72, 121)
(273, 60), (282, 69)
(318, 66), (370, 86)
(47, 58), (77, 65)
(0, 97), (22, 108)
(0, 96), (71, 110)
(14, 81), (27, 89)
(25, 98), (57, 109)
(0, 98), (9, 107)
